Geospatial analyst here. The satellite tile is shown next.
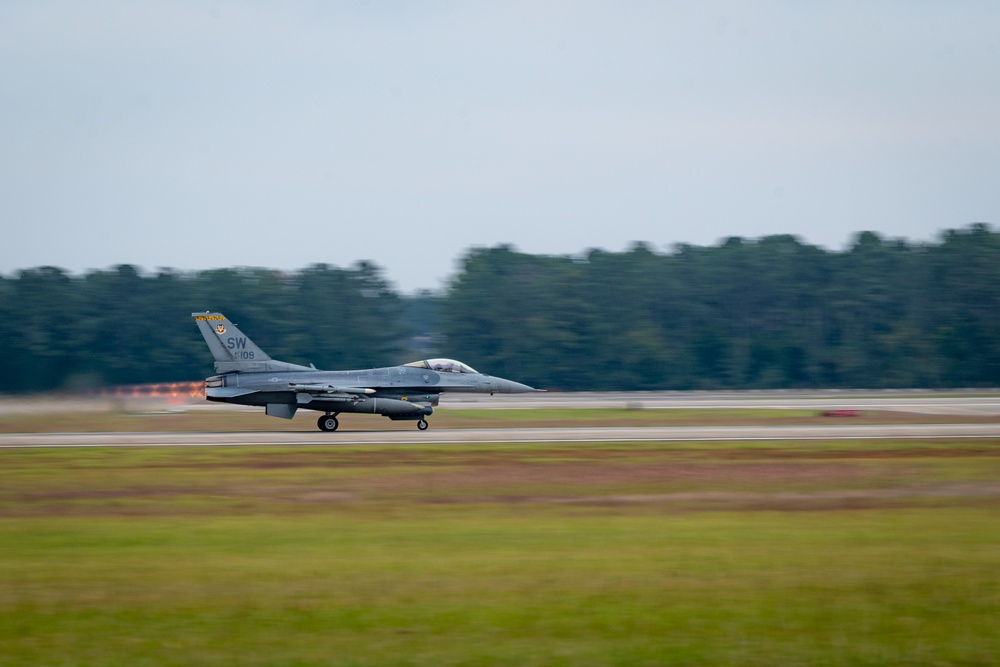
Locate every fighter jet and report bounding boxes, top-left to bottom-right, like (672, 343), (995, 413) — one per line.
(192, 312), (539, 431)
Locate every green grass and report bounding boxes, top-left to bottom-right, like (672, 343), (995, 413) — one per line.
(2, 441), (1000, 665)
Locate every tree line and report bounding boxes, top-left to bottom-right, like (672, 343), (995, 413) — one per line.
(1, 224), (997, 393)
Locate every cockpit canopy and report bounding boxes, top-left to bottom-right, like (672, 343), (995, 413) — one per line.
(404, 358), (480, 374)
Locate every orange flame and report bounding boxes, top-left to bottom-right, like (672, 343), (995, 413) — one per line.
(100, 381), (205, 399)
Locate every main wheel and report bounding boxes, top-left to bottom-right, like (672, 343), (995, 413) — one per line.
(317, 415), (339, 432)
(417, 418), (428, 431)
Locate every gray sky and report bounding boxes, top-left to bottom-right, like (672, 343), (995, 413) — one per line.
(2, 1), (998, 292)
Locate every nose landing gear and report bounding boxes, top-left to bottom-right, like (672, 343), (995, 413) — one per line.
(417, 418), (428, 431)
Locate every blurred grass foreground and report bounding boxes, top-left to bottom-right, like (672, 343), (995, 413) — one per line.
(2, 439), (1000, 666)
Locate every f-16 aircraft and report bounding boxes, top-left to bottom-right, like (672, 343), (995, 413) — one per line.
(192, 312), (540, 431)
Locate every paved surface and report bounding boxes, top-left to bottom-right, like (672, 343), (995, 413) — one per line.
(3, 390), (1000, 417)
(2, 391), (999, 448)
(2, 423), (999, 448)
(444, 391), (1000, 415)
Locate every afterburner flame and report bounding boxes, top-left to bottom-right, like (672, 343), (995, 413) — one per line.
(100, 381), (205, 398)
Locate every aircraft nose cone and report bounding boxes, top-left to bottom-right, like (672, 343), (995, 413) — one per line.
(495, 378), (540, 393)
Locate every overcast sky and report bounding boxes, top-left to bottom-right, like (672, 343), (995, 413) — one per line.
(2, 1), (997, 292)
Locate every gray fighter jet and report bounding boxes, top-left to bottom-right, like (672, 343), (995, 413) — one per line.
(192, 312), (539, 431)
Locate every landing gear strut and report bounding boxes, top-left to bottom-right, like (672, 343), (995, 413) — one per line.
(317, 414), (339, 432)
(417, 418), (429, 431)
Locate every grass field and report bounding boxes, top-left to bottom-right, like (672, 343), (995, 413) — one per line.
(2, 432), (1000, 666)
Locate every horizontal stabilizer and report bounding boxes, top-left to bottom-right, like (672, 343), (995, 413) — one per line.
(213, 360), (314, 373)
(206, 387), (260, 399)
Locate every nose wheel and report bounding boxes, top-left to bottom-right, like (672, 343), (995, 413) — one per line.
(317, 414), (339, 432)
(417, 418), (428, 431)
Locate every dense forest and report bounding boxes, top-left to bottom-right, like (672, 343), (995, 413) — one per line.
(1, 224), (998, 393)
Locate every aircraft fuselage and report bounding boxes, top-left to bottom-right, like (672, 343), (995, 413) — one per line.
(207, 364), (529, 412)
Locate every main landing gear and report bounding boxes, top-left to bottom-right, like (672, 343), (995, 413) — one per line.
(316, 414), (430, 432)
(317, 414), (339, 432)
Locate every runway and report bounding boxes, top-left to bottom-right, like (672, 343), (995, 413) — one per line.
(446, 391), (1000, 415)
(2, 391), (999, 448)
(2, 422), (999, 448)
(3, 390), (1000, 417)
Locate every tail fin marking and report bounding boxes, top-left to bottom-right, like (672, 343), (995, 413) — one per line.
(192, 313), (271, 364)
(192, 312), (312, 373)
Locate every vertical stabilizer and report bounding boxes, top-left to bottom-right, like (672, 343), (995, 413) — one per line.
(192, 313), (271, 363)
(192, 312), (313, 373)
